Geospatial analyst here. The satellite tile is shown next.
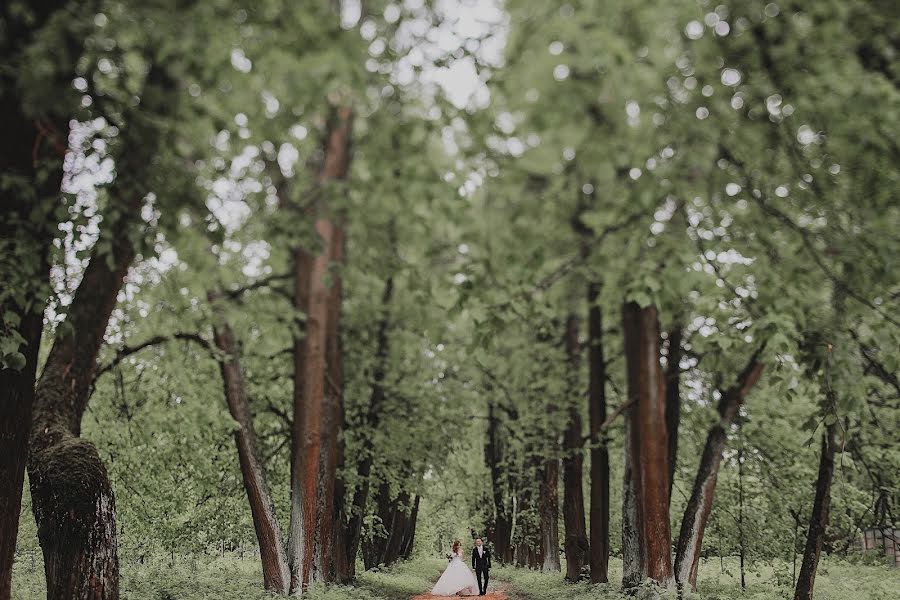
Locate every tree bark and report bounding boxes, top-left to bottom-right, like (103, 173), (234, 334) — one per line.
(674, 352), (765, 591)
(738, 448), (746, 591)
(328, 230), (351, 582)
(344, 275), (393, 577)
(794, 420), (839, 600)
(0, 2), (71, 595)
(287, 105), (351, 593)
(28, 195), (144, 599)
(209, 298), (290, 593)
(538, 457), (561, 572)
(621, 302), (674, 590)
(562, 314), (589, 581)
(0, 306), (46, 600)
(486, 400), (514, 564)
(664, 325), (683, 503)
(587, 283), (610, 584)
(401, 495), (421, 559)
(313, 219), (346, 583)
(538, 317), (562, 572)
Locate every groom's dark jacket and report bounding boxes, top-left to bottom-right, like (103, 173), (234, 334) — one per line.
(472, 546), (491, 571)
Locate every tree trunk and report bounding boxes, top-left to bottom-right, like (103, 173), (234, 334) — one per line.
(621, 376), (643, 589)
(28, 194), (144, 599)
(674, 352), (764, 591)
(794, 420), (839, 600)
(587, 283), (610, 584)
(287, 105), (351, 593)
(538, 457), (561, 572)
(0, 3), (71, 594)
(210, 300), (290, 593)
(0, 307), (45, 600)
(621, 301), (674, 590)
(344, 276), (393, 577)
(538, 317), (562, 573)
(401, 495), (421, 559)
(384, 490), (413, 566)
(329, 247), (351, 583)
(738, 448), (746, 591)
(486, 400), (513, 564)
(664, 325), (683, 503)
(0, 308), (46, 600)
(562, 314), (589, 581)
(313, 221), (346, 583)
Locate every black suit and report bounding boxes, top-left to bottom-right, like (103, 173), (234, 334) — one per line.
(472, 546), (491, 595)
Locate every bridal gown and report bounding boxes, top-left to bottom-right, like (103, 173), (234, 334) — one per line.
(431, 549), (479, 596)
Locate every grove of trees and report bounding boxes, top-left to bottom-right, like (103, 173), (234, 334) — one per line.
(1, 1), (897, 600)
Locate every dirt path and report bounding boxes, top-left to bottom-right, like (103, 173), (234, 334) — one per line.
(412, 586), (509, 600)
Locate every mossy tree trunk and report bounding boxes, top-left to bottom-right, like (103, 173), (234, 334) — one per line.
(28, 195), (144, 599)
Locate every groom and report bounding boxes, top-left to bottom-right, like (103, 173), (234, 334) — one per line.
(471, 538), (491, 596)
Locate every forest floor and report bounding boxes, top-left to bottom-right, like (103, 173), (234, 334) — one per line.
(10, 553), (900, 599)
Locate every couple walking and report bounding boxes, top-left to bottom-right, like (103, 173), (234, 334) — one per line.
(431, 538), (491, 596)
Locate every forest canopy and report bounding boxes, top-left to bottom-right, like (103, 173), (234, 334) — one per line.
(1, 1), (898, 600)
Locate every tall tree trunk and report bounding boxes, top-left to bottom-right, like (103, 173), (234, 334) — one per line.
(401, 495), (421, 559)
(329, 241), (350, 582)
(0, 306), (46, 600)
(538, 316), (562, 572)
(209, 299), (290, 593)
(587, 283), (610, 584)
(313, 219), (346, 583)
(331, 486), (351, 583)
(0, 3), (71, 595)
(794, 420), (839, 600)
(538, 457), (560, 572)
(486, 400), (513, 563)
(738, 448), (746, 591)
(664, 325), (683, 503)
(287, 106), (351, 593)
(28, 195), (144, 599)
(621, 302), (674, 590)
(345, 276), (394, 577)
(674, 351), (765, 591)
(383, 490), (413, 567)
(562, 314), (589, 581)
(621, 374), (643, 589)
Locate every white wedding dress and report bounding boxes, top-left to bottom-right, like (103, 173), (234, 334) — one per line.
(431, 549), (479, 596)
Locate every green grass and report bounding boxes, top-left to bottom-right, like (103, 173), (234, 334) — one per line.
(496, 557), (900, 600)
(10, 553), (898, 599)
(10, 554), (445, 600)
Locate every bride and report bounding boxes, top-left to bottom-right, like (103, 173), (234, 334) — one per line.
(431, 540), (479, 596)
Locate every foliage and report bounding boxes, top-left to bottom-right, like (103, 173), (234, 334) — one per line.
(3, 0), (898, 598)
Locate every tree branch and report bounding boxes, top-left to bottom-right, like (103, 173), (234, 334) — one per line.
(95, 332), (214, 381)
